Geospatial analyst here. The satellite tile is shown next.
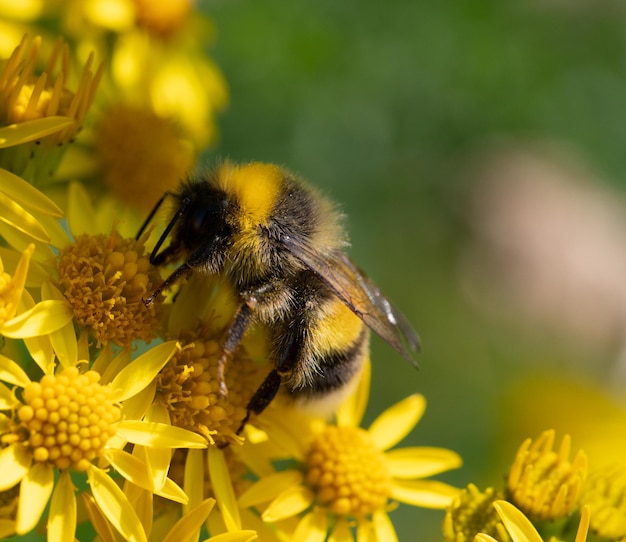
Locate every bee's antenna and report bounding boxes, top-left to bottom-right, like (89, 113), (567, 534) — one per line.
(136, 192), (174, 241)
(138, 196), (192, 264)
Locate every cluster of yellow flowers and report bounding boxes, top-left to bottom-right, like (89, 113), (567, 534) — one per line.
(0, 3), (623, 542)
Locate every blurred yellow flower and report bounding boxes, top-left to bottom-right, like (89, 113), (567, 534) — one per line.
(507, 430), (587, 521)
(0, 35), (102, 181)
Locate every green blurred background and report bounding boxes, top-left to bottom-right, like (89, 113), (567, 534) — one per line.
(203, 1), (626, 538)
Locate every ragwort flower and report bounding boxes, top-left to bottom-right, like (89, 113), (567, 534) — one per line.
(0, 34), (102, 181)
(507, 430), (587, 521)
(581, 465), (626, 539)
(154, 273), (272, 447)
(443, 484), (508, 542)
(238, 362), (461, 541)
(0, 342), (208, 540)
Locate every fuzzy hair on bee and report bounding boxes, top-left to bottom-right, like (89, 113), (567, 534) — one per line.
(138, 161), (420, 432)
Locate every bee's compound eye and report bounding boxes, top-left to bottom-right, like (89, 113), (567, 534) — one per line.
(186, 200), (229, 239)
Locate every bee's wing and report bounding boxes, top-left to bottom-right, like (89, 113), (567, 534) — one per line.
(283, 237), (420, 367)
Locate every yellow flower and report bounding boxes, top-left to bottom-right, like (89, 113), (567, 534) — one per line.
(93, 102), (195, 211)
(475, 501), (590, 542)
(443, 484), (508, 542)
(507, 430), (587, 521)
(0, 343), (207, 540)
(238, 362), (462, 541)
(0, 34), (102, 182)
(581, 465), (626, 539)
(153, 272), (272, 447)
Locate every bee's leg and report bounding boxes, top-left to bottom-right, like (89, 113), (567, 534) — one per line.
(216, 303), (254, 396)
(236, 369), (282, 434)
(237, 330), (302, 434)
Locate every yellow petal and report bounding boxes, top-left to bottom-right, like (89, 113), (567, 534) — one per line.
(22, 333), (55, 374)
(143, 402), (173, 490)
(0, 190), (49, 242)
(0, 168), (63, 216)
(293, 508), (328, 542)
(0, 444), (31, 490)
(87, 465), (148, 542)
(337, 357), (370, 428)
(372, 510), (398, 542)
(493, 501), (543, 542)
(16, 462), (54, 534)
(390, 479), (460, 509)
(356, 518), (376, 542)
(475, 535), (499, 542)
(208, 445), (241, 531)
(385, 447), (462, 478)
(238, 470), (304, 508)
(105, 448), (155, 491)
(43, 282), (78, 368)
(329, 517), (354, 542)
(184, 448), (205, 512)
(158, 477), (189, 505)
(110, 340), (181, 402)
(0, 117), (75, 148)
(261, 485), (314, 523)
(367, 394), (426, 451)
(207, 532), (259, 542)
(48, 470), (77, 542)
(0, 352), (30, 387)
(0, 382), (16, 409)
(0, 247), (49, 289)
(576, 505), (591, 542)
(115, 419), (208, 448)
(162, 498), (215, 542)
(81, 491), (117, 542)
(67, 181), (99, 236)
(36, 213), (71, 248)
(0, 220), (54, 263)
(1, 299), (73, 338)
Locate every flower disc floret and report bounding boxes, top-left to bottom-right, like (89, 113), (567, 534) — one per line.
(582, 466), (626, 538)
(305, 425), (392, 517)
(156, 330), (271, 446)
(507, 430), (587, 521)
(443, 484), (507, 542)
(17, 367), (120, 471)
(56, 230), (163, 347)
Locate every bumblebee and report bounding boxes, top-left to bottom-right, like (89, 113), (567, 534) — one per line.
(138, 161), (419, 432)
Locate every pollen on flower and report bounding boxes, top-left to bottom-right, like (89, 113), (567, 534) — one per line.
(155, 328), (271, 446)
(443, 484), (508, 542)
(304, 425), (392, 518)
(507, 430), (587, 521)
(16, 367), (120, 471)
(56, 230), (164, 347)
(0, 35), (102, 143)
(581, 466), (626, 539)
(94, 103), (194, 211)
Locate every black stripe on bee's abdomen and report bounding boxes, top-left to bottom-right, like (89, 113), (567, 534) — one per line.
(287, 326), (369, 400)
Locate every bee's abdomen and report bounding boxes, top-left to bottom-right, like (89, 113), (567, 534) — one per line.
(283, 296), (369, 399)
